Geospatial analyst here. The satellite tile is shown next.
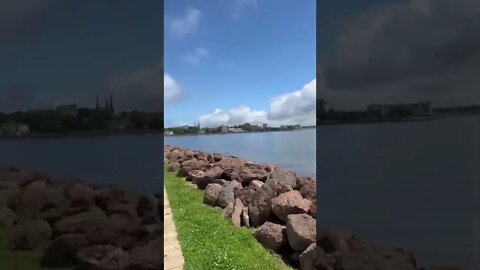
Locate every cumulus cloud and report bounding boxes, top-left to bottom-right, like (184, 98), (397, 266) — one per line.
(168, 7), (201, 38)
(268, 79), (316, 124)
(183, 47), (209, 65)
(164, 73), (183, 104)
(232, 0), (258, 18)
(198, 79), (316, 128)
(321, 0), (480, 110)
(108, 65), (163, 111)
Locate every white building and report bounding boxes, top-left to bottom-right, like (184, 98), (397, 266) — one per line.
(1, 123), (30, 136)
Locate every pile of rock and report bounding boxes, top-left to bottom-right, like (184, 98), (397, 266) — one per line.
(165, 146), (459, 270)
(0, 167), (163, 270)
(164, 145), (316, 269)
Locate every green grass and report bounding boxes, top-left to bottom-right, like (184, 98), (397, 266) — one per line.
(165, 168), (291, 270)
(0, 227), (71, 270)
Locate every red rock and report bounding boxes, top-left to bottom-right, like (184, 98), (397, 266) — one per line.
(271, 190), (311, 221)
(231, 199), (244, 227)
(286, 214), (316, 252)
(253, 222), (287, 251)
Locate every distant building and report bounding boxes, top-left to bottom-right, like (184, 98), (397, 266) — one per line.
(280, 124), (301, 130)
(56, 104), (78, 117)
(367, 102), (432, 117)
(110, 119), (128, 130)
(164, 131), (174, 136)
(243, 123), (261, 132)
(1, 122), (30, 136)
(220, 125), (229, 133)
(229, 127), (244, 133)
(262, 123), (268, 130)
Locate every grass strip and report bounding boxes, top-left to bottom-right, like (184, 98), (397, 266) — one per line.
(164, 169), (291, 270)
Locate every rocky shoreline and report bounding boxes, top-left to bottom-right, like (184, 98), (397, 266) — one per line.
(0, 167), (163, 270)
(164, 145), (462, 270)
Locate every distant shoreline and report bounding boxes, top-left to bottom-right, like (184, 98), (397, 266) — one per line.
(164, 126), (316, 137)
(0, 129), (163, 140)
(317, 115), (448, 126)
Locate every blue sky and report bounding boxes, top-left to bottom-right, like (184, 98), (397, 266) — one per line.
(0, 1), (162, 112)
(164, 0), (316, 127)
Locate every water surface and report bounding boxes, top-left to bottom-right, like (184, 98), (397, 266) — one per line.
(317, 116), (480, 269)
(0, 134), (163, 194)
(164, 128), (316, 177)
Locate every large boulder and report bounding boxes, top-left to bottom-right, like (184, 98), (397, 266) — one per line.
(298, 179), (316, 201)
(248, 189), (272, 227)
(299, 243), (316, 270)
(249, 180), (264, 189)
(167, 162), (181, 172)
(94, 188), (140, 212)
(231, 199), (244, 227)
(0, 206), (17, 226)
(234, 186), (258, 206)
(203, 183), (222, 207)
(300, 244), (335, 270)
(76, 245), (129, 270)
(204, 167), (224, 181)
(231, 168), (269, 185)
(41, 234), (89, 267)
(177, 166), (193, 177)
(270, 170), (297, 189)
(0, 170), (40, 186)
(230, 180), (243, 190)
(137, 196), (160, 225)
(181, 158), (200, 170)
(53, 207), (110, 236)
(262, 177), (293, 198)
(64, 184), (96, 214)
(0, 182), (19, 209)
(217, 183), (235, 208)
(16, 184), (67, 221)
(286, 214), (316, 252)
(221, 202), (234, 219)
(253, 222), (287, 251)
(271, 190), (312, 221)
(8, 219), (52, 250)
(126, 238), (163, 270)
(318, 230), (354, 253)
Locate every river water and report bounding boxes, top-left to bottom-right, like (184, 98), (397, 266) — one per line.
(0, 133), (164, 194)
(164, 128), (316, 177)
(317, 116), (480, 269)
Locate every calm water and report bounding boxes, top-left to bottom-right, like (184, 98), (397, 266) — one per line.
(164, 128), (316, 177)
(317, 116), (480, 269)
(0, 134), (163, 194)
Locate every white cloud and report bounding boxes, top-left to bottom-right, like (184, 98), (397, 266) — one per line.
(183, 47), (209, 64)
(268, 79), (316, 123)
(199, 106), (267, 128)
(168, 7), (201, 38)
(198, 79), (316, 128)
(232, 0), (258, 18)
(164, 73), (183, 104)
